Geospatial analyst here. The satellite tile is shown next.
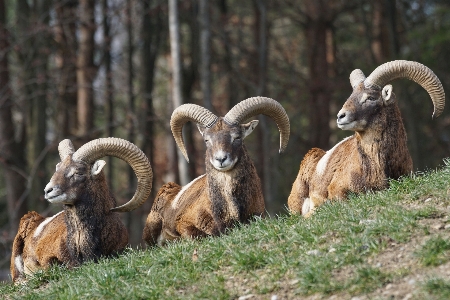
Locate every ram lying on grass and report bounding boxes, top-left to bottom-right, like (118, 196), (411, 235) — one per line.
(288, 60), (445, 217)
(10, 138), (153, 282)
(143, 97), (290, 245)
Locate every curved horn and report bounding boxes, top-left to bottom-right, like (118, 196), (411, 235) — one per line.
(170, 104), (218, 162)
(58, 139), (75, 161)
(224, 97), (290, 153)
(72, 137), (153, 212)
(349, 69), (366, 89)
(365, 60), (445, 118)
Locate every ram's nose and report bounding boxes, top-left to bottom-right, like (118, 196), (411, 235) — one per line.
(214, 154), (228, 165)
(44, 183), (60, 199)
(337, 110), (346, 121)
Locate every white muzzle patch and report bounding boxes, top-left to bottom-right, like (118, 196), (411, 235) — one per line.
(210, 150), (237, 171)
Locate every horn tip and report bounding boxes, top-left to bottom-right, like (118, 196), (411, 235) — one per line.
(110, 206), (128, 213)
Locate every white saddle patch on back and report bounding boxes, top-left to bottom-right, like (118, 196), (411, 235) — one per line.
(171, 174), (206, 209)
(33, 211), (63, 238)
(315, 136), (352, 176)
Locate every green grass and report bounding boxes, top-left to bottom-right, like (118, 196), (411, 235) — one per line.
(416, 235), (450, 266)
(423, 278), (450, 299)
(1, 159), (450, 299)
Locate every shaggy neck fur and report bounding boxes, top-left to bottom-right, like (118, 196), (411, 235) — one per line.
(64, 172), (115, 265)
(355, 103), (412, 189)
(206, 145), (262, 233)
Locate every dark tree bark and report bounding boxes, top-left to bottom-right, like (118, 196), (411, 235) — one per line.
(169, 0), (190, 185)
(125, 0), (141, 245)
(141, 0), (163, 188)
(17, 0), (52, 211)
(303, 3), (332, 150)
(371, 1), (391, 64)
(102, 0), (114, 187)
(199, 0), (212, 111)
(218, 0), (238, 110)
(54, 0), (78, 140)
(253, 0), (273, 209)
(181, 2), (200, 179)
(77, 0), (96, 141)
(0, 0), (28, 235)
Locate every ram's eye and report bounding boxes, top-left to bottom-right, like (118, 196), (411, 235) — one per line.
(367, 96), (377, 101)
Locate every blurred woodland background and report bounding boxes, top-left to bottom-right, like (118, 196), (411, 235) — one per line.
(0, 0), (450, 272)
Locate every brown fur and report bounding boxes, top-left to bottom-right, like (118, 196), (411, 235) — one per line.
(143, 118), (265, 246)
(10, 156), (128, 282)
(288, 83), (413, 216)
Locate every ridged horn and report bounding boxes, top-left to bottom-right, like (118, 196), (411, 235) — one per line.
(349, 69), (366, 89)
(365, 60), (445, 118)
(58, 139), (76, 161)
(72, 137), (153, 212)
(224, 97), (290, 153)
(170, 104), (218, 162)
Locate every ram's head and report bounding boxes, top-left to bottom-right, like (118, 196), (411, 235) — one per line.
(337, 60), (445, 132)
(170, 97), (290, 171)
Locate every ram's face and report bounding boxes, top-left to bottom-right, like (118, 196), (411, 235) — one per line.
(337, 83), (395, 132)
(198, 118), (258, 172)
(44, 156), (90, 205)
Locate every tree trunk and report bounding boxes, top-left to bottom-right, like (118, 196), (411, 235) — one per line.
(199, 0), (212, 111)
(169, 0), (190, 185)
(303, 2), (333, 150)
(77, 0), (96, 141)
(0, 0), (28, 235)
(141, 0), (163, 195)
(17, 0), (51, 211)
(371, 1), (391, 64)
(54, 0), (78, 140)
(218, 0), (238, 111)
(253, 0), (273, 210)
(125, 0), (141, 245)
(181, 2), (200, 178)
(102, 0), (114, 187)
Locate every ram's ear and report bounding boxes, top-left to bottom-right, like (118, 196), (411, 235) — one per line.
(242, 120), (259, 139)
(382, 84), (396, 106)
(91, 160), (106, 177)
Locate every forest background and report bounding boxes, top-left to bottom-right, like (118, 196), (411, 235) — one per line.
(0, 0), (449, 274)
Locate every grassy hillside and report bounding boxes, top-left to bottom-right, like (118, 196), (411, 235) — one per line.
(1, 159), (450, 299)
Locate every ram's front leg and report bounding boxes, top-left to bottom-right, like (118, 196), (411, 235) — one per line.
(288, 148), (326, 215)
(177, 209), (217, 239)
(302, 192), (328, 218)
(142, 211), (163, 246)
(287, 177), (308, 215)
